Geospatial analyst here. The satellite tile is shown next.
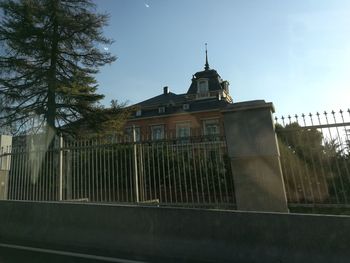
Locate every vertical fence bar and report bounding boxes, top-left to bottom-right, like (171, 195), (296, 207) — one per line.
(91, 139), (96, 202)
(15, 147), (21, 200)
(146, 142), (152, 201)
(198, 143), (205, 204)
(106, 141), (110, 202)
(124, 143), (128, 202)
(166, 139), (172, 203)
(203, 145), (211, 204)
(219, 140), (229, 203)
(133, 126), (140, 203)
(5, 147), (11, 199)
(176, 143), (183, 203)
(161, 142), (167, 203)
(24, 147), (30, 200)
(111, 138), (115, 202)
(186, 142), (194, 204)
(58, 135), (63, 201)
(103, 142), (107, 202)
(139, 143), (145, 202)
(73, 140), (77, 200)
(156, 142), (162, 203)
(99, 138), (103, 202)
(116, 142), (120, 202)
(80, 140), (83, 200)
(86, 140), (90, 201)
(171, 143), (177, 203)
(44, 143), (48, 201)
(214, 141), (223, 203)
(4, 131), (237, 209)
(79, 139), (83, 200)
(191, 141), (199, 204)
(151, 142), (157, 201)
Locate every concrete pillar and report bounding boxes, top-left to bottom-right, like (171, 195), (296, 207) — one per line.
(0, 135), (12, 200)
(223, 100), (288, 212)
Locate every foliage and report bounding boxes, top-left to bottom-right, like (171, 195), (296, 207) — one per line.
(277, 122), (350, 204)
(0, 0), (118, 137)
(277, 122), (323, 165)
(64, 100), (133, 138)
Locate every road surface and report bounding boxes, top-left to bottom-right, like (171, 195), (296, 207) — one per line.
(0, 243), (146, 263)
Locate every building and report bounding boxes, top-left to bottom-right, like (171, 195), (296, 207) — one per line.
(125, 50), (233, 141)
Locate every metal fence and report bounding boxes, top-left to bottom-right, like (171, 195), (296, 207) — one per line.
(275, 110), (350, 207)
(1, 134), (235, 209)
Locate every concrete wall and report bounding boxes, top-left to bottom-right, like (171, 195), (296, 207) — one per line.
(0, 201), (349, 262)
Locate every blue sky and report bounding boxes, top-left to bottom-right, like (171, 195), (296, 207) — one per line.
(94, 0), (350, 117)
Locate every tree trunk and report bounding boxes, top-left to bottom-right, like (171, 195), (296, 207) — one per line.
(46, 0), (60, 147)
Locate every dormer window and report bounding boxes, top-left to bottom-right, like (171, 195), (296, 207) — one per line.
(136, 109), (142, 116)
(158, 106), (165, 113)
(197, 79), (208, 94)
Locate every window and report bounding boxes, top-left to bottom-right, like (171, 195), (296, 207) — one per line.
(136, 109), (142, 117)
(203, 119), (220, 136)
(125, 126), (141, 142)
(176, 122), (191, 138)
(151, 125), (164, 140)
(158, 106), (165, 113)
(183, 103), (190, 110)
(197, 79), (208, 94)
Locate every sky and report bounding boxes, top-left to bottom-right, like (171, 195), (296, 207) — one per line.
(93, 0), (350, 118)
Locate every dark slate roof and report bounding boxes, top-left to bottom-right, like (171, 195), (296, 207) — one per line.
(137, 92), (186, 108)
(186, 69), (225, 94)
(130, 63), (232, 119)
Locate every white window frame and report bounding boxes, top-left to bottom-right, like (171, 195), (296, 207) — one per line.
(203, 119), (220, 136)
(176, 122), (191, 139)
(136, 109), (142, 117)
(125, 126), (141, 142)
(158, 106), (165, 114)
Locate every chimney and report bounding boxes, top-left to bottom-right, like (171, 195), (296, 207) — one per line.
(163, 86), (169, 94)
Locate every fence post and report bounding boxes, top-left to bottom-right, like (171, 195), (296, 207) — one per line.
(66, 147), (72, 201)
(0, 135), (12, 200)
(133, 126), (139, 203)
(222, 100), (288, 212)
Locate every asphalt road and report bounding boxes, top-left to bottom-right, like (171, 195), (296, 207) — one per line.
(0, 244), (146, 263)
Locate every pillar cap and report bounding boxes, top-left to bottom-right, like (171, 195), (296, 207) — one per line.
(222, 100), (275, 113)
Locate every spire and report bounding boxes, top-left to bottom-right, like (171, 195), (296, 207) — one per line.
(204, 43), (210, 70)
